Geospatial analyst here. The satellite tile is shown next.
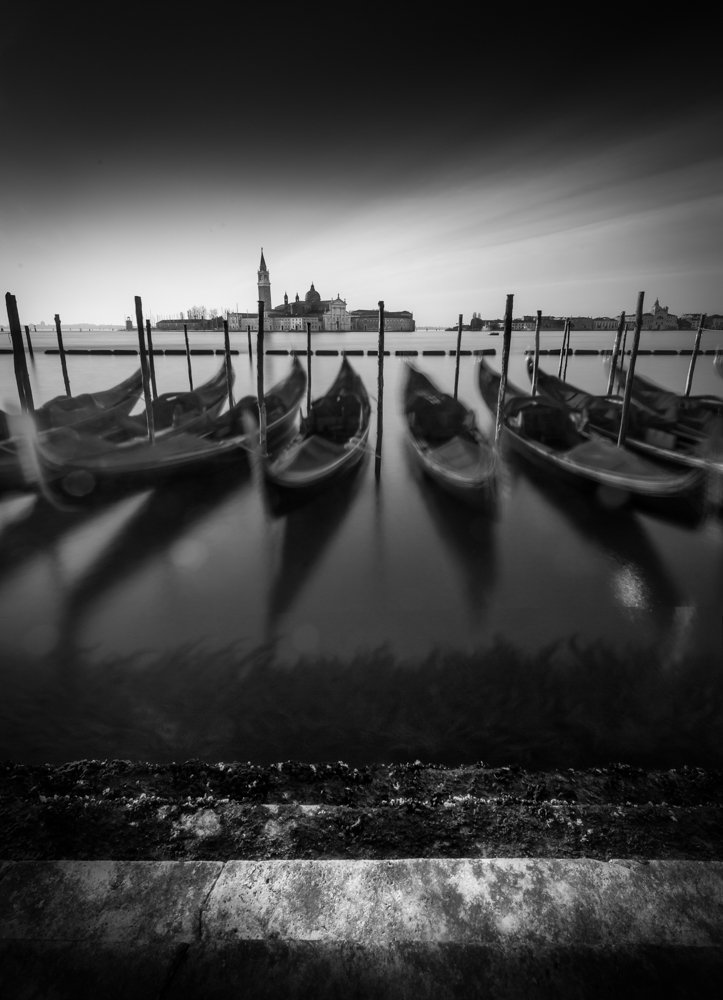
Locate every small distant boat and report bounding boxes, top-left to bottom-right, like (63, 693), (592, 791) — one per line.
(402, 362), (496, 505)
(32, 357), (306, 498)
(477, 356), (704, 517)
(264, 356), (371, 497)
(0, 367), (144, 441)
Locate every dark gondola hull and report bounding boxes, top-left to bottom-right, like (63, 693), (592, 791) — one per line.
(610, 361), (723, 438)
(529, 356), (723, 479)
(478, 357), (704, 520)
(402, 363), (496, 507)
(264, 357), (371, 498)
(0, 363), (240, 494)
(499, 422), (703, 520)
(34, 358), (306, 499)
(0, 367), (145, 444)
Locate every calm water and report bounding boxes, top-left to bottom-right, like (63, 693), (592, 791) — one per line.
(1, 326), (722, 767)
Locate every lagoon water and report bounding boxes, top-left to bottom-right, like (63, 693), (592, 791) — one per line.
(1, 325), (722, 767)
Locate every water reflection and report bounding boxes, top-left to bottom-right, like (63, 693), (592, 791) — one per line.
(55, 464), (251, 660)
(404, 440), (498, 622)
(0, 492), (130, 585)
(511, 458), (682, 631)
(265, 455), (368, 641)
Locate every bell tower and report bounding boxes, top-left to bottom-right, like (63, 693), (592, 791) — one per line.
(257, 248), (272, 313)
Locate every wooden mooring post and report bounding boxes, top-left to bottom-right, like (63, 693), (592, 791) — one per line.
(257, 301), (267, 457)
(557, 318), (570, 378)
(619, 323), (629, 370)
(54, 313), (72, 396)
(375, 300), (385, 481)
(144, 320), (158, 399)
(223, 320), (235, 410)
(494, 294), (514, 446)
(23, 325), (35, 362)
(561, 318), (571, 381)
(453, 313), (463, 399)
(304, 321), (312, 414)
(606, 313), (626, 395)
(134, 296), (155, 444)
(183, 323), (194, 389)
(617, 292), (645, 448)
(247, 325), (253, 367)
(684, 313), (706, 397)
(531, 310), (542, 395)
(5, 293), (34, 413)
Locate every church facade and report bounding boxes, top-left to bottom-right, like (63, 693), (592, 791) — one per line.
(227, 250), (415, 333)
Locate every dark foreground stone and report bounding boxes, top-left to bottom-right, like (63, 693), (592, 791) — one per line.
(1, 760), (722, 860)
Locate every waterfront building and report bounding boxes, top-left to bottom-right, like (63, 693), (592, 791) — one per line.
(227, 250), (414, 333)
(350, 309), (415, 332)
(642, 298), (680, 330)
(593, 317), (620, 330)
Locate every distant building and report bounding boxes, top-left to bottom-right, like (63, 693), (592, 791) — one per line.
(642, 298), (679, 330)
(350, 309), (415, 332)
(227, 250), (414, 332)
(156, 316), (223, 331)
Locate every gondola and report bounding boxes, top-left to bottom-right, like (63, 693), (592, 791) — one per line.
(609, 360), (723, 439)
(264, 356), (371, 497)
(32, 356), (306, 498)
(0, 367), (144, 441)
(97, 361), (236, 441)
(0, 363), (237, 494)
(526, 355), (723, 478)
(477, 356), (704, 517)
(402, 362), (496, 505)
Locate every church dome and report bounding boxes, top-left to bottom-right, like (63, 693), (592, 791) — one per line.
(304, 283), (321, 308)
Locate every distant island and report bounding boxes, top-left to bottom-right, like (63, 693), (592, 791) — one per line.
(448, 300), (723, 333)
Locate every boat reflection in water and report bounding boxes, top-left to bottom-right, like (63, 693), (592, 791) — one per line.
(502, 450), (706, 674)
(403, 439), (498, 625)
(264, 452), (369, 643)
(54, 464), (252, 664)
(1, 332), (722, 767)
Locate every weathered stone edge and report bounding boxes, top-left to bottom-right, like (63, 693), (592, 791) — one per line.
(1, 859), (722, 947)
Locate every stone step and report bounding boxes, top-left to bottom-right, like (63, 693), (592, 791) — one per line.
(0, 859), (721, 998)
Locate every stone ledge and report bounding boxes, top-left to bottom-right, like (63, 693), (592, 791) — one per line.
(0, 860), (721, 998)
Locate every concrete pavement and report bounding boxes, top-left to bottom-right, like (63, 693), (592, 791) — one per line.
(1, 858), (722, 997)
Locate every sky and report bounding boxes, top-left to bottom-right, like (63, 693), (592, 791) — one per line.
(2, 2), (723, 328)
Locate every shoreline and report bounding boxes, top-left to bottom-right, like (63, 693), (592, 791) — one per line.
(2, 759), (721, 861)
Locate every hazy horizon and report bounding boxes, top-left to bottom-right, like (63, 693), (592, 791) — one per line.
(3, 4), (722, 329)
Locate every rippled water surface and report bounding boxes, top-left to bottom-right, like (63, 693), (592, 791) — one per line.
(1, 326), (722, 766)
